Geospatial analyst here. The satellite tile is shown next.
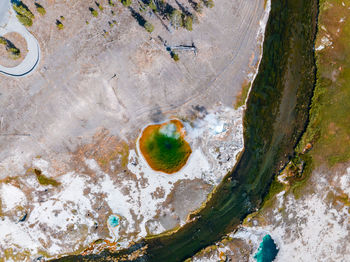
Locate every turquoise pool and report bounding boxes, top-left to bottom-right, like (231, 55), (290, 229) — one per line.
(254, 234), (279, 262)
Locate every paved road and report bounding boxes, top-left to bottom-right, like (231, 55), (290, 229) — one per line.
(0, 7), (41, 77)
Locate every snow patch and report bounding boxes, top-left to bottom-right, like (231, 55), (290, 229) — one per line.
(1, 184), (27, 212)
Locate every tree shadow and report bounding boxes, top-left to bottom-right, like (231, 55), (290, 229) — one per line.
(140, 0), (150, 5)
(0, 36), (21, 57)
(151, 1), (175, 19)
(129, 7), (146, 27)
(163, 3), (175, 17)
(187, 0), (197, 9)
(95, 1), (102, 8)
(10, 0), (33, 15)
(0, 36), (19, 50)
(175, 0), (192, 16)
(10, 0), (31, 11)
(10, 0), (21, 5)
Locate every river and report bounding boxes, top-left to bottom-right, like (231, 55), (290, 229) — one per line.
(53, 0), (318, 261)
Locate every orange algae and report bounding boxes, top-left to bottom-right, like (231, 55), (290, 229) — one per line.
(139, 120), (192, 174)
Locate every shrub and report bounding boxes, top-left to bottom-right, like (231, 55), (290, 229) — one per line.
(0, 37), (6, 45)
(144, 21), (154, 33)
(16, 14), (33, 26)
(108, 0), (115, 6)
(35, 3), (46, 15)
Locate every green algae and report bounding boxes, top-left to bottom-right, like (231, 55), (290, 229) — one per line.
(34, 169), (61, 187)
(139, 120), (191, 174)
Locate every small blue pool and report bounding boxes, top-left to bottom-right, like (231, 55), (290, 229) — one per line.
(254, 234), (279, 262)
(108, 215), (120, 228)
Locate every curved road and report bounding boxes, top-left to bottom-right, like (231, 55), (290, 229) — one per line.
(0, 3), (40, 77)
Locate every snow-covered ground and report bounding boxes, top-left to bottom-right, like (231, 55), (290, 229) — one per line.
(192, 163), (350, 262)
(0, 4), (40, 76)
(0, 105), (245, 259)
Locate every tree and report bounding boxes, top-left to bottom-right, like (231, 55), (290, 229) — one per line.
(121, 0), (132, 7)
(0, 37), (6, 45)
(203, 0), (214, 8)
(90, 8), (98, 17)
(170, 9), (182, 29)
(16, 14), (33, 26)
(35, 3), (46, 15)
(148, 0), (157, 11)
(144, 21), (154, 33)
(56, 20), (64, 30)
(171, 52), (179, 61)
(9, 47), (21, 59)
(12, 3), (34, 19)
(12, 2), (34, 26)
(96, 2), (104, 10)
(194, 2), (203, 13)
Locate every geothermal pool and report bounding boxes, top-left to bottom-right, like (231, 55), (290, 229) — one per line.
(138, 120), (192, 174)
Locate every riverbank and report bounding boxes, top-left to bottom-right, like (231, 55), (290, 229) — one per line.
(220, 0), (350, 261)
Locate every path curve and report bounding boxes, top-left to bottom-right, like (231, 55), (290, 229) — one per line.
(0, 4), (40, 77)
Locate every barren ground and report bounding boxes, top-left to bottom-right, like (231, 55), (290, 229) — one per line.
(0, 32), (27, 67)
